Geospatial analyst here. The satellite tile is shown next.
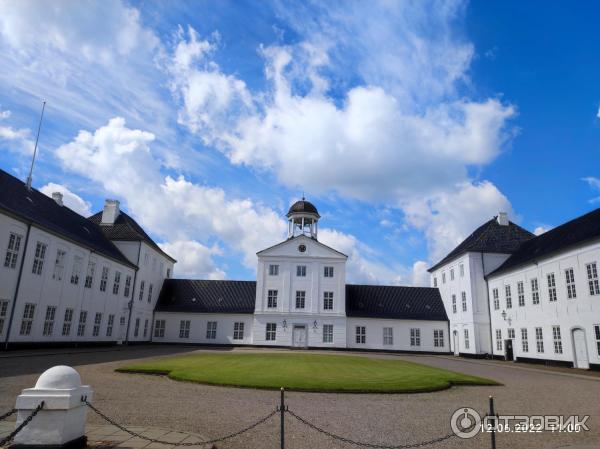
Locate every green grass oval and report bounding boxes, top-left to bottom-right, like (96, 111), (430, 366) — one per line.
(117, 353), (499, 393)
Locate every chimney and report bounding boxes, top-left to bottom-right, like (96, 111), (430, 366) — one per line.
(497, 211), (509, 226)
(51, 192), (63, 207)
(101, 199), (120, 224)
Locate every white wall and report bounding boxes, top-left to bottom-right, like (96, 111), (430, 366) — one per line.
(346, 318), (449, 352)
(1, 214), (135, 344)
(487, 238), (600, 367)
(152, 312), (254, 345)
(251, 314), (347, 348)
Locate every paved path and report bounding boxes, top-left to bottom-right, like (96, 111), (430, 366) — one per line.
(1, 345), (599, 449)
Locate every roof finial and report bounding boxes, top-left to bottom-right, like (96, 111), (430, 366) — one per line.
(302, 191), (305, 201)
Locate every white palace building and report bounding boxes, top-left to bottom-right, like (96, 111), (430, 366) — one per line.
(1, 167), (600, 369)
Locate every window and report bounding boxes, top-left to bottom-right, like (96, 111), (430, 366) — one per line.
(324, 266), (334, 278)
(233, 322), (244, 340)
(99, 266), (109, 292)
(53, 249), (66, 280)
(296, 265), (307, 277)
(179, 320), (190, 338)
(144, 253), (149, 266)
(267, 290), (278, 308)
(535, 327), (544, 353)
(266, 323), (276, 341)
(4, 232), (22, 269)
(442, 272), (446, 284)
(138, 280), (145, 301)
(410, 328), (420, 346)
(450, 269), (455, 281)
(492, 288), (499, 310)
(84, 261), (95, 288)
(166, 268), (171, 278)
(595, 325), (600, 356)
(106, 314), (114, 337)
(0, 300), (8, 335)
(517, 281), (525, 307)
(134, 318), (140, 337)
(531, 278), (540, 304)
(495, 329), (502, 351)
(124, 275), (132, 297)
(31, 242), (47, 275)
(464, 329), (470, 349)
(154, 320), (166, 338)
(70, 255), (83, 285)
(268, 264), (279, 276)
(295, 291), (305, 309)
(92, 313), (102, 337)
(323, 324), (333, 343)
(77, 311), (87, 337)
(355, 326), (366, 344)
(547, 273), (557, 302)
(552, 326), (563, 354)
(521, 328), (529, 352)
(507, 328), (515, 339)
(147, 284), (153, 303)
(120, 316), (126, 326)
(19, 303), (35, 335)
(112, 271), (121, 295)
(586, 263), (600, 296)
(565, 268), (576, 299)
(461, 291), (467, 312)
(62, 309), (73, 336)
(206, 321), (217, 339)
(143, 319), (148, 338)
(323, 291), (334, 310)
(433, 329), (444, 347)
(42, 306), (56, 336)
(383, 327), (393, 345)
(433, 277), (438, 287)
(452, 294), (457, 313)
(505, 285), (512, 309)
(460, 264), (465, 277)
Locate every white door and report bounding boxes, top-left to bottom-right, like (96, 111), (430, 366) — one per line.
(572, 329), (589, 369)
(453, 331), (459, 356)
(292, 325), (307, 348)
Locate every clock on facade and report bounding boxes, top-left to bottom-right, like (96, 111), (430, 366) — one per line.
(298, 244), (307, 253)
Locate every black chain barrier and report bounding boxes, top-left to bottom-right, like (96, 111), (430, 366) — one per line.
(0, 409), (17, 422)
(0, 402), (44, 447)
(83, 399), (277, 447)
(286, 409), (457, 449)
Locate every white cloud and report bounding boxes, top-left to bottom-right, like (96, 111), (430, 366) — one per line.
(597, 106), (600, 119)
(582, 176), (600, 203)
(403, 181), (514, 263)
(0, 107), (34, 155)
(533, 226), (550, 236)
(39, 182), (92, 216)
(158, 240), (225, 279)
(410, 261), (430, 287)
(55, 117), (285, 275)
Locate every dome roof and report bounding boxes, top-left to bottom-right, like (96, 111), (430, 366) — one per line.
(287, 199), (319, 217)
(35, 365), (82, 389)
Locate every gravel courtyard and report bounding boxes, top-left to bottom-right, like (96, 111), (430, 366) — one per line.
(1, 345), (599, 449)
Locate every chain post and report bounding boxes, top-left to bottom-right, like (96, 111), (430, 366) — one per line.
(489, 396), (496, 449)
(280, 387), (285, 449)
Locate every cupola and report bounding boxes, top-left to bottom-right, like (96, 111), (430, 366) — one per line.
(287, 197), (320, 239)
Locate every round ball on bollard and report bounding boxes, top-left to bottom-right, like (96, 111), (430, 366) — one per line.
(35, 365), (82, 389)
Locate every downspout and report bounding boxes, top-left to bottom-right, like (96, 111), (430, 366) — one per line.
(125, 242), (141, 344)
(482, 252), (494, 357)
(4, 223), (32, 349)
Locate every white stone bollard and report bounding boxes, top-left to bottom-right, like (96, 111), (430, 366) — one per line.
(12, 366), (93, 449)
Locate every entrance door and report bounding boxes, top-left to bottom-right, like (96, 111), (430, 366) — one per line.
(453, 331), (459, 356)
(504, 339), (514, 361)
(572, 328), (590, 369)
(292, 325), (307, 348)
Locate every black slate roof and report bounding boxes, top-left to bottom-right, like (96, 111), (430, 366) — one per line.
(155, 278), (448, 321)
(489, 208), (600, 277)
(155, 279), (256, 314)
(0, 169), (135, 268)
(345, 284), (448, 321)
(428, 217), (535, 272)
(89, 210), (176, 262)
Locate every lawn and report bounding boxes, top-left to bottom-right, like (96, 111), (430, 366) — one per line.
(117, 353), (499, 393)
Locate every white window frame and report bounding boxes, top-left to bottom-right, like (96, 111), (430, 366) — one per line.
(266, 323), (276, 341)
(179, 320), (190, 339)
(410, 328), (420, 346)
(154, 319), (166, 338)
(138, 280), (145, 301)
(70, 255), (83, 285)
(32, 242), (47, 275)
(20, 303), (36, 335)
(507, 328), (515, 339)
(62, 308), (73, 336)
(586, 263), (600, 296)
(383, 327), (393, 345)
(565, 268), (576, 299)
(99, 266), (109, 292)
(495, 329), (502, 351)
(452, 294), (457, 314)
(143, 319), (148, 338)
(124, 275), (132, 297)
(112, 271), (121, 295)
(147, 284), (153, 303)
(84, 261), (95, 288)
(450, 269), (455, 281)
(106, 314), (115, 337)
(355, 326), (366, 344)
(517, 281), (525, 307)
(505, 284), (512, 309)
(296, 265), (307, 277)
(267, 290), (278, 308)
(535, 327), (544, 353)
(233, 322), (244, 340)
(531, 278), (540, 304)
(268, 264), (279, 276)
(433, 329), (444, 347)
(4, 232), (22, 269)
(0, 300), (8, 335)
(464, 329), (470, 349)
(206, 321), (217, 339)
(459, 264), (465, 277)
(42, 305), (56, 336)
(323, 324), (333, 343)
(594, 325), (600, 356)
(547, 273), (557, 302)
(323, 291), (334, 310)
(461, 291), (467, 312)
(492, 288), (499, 310)
(53, 249), (66, 281)
(77, 311), (87, 337)
(295, 291), (305, 309)
(324, 266), (334, 278)
(552, 325), (563, 354)
(92, 313), (102, 337)
(521, 328), (529, 352)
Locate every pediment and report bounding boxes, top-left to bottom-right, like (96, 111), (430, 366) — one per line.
(257, 235), (347, 259)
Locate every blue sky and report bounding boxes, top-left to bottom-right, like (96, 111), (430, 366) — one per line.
(0, 0), (598, 284)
